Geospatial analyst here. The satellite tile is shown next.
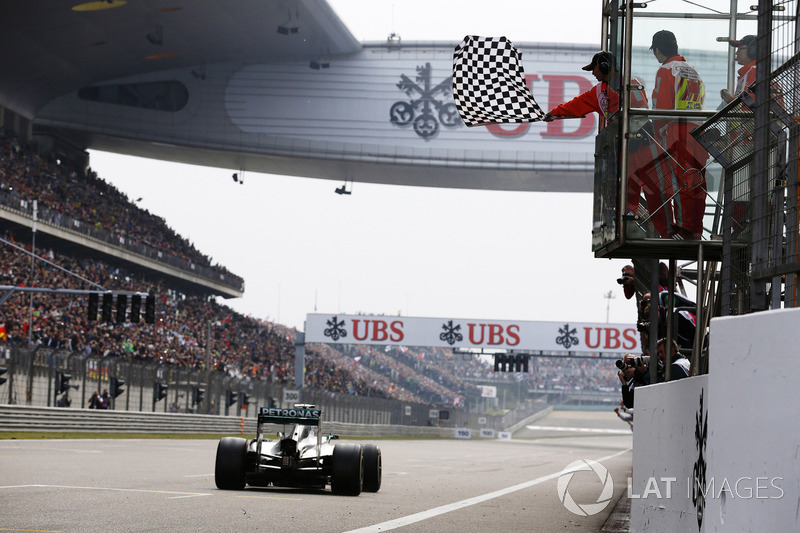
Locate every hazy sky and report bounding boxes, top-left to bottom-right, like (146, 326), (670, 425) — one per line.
(88, 1), (643, 331)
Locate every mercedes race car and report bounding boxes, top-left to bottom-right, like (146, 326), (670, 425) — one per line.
(214, 404), (381, 496)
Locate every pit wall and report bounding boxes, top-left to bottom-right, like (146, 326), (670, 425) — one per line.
(631, 308), (800, 532)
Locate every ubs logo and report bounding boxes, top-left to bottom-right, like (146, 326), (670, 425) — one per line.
(390, 62), (461, 140)
(556, 323), (580, 349)
(439, 320), (463, 345)
(323, 315), (347, 341)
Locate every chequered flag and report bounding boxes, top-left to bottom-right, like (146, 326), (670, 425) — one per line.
(452, 35), (545, 127)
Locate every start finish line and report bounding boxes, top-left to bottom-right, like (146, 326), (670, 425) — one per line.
(304, 313), (640, 355)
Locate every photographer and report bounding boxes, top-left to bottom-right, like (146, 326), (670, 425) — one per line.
(636, 293), (654, 352)
(617, 265), (636, 300)
(615, 337), (689, 410)
(636, 290), (697, 357)
(616, 353), (650, 409)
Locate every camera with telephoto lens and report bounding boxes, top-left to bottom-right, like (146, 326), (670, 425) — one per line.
(616, 272), (633, 285)
(615, 355), (650, 370)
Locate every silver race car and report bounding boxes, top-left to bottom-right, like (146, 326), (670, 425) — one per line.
(215, 404), (381, 496)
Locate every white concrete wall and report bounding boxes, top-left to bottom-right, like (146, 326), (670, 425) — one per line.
(632, 308), (800, 533)
(631, 375), (708, 532)
(703, 309), (798, 533)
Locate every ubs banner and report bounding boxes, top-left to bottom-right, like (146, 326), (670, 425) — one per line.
(305, 313), (640, 354)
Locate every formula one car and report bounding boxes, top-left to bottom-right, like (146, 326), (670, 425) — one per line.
(214, 404), (381, 496)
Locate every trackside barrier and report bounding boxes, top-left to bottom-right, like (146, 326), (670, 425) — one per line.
(504, 406), (553, 434)
(631, 309), (800, 532)
(0, 345), (552, 433)
(0, 405), (458, 438)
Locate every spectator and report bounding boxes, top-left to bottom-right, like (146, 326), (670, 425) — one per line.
(100, 390), (110, 409)
(88, 391), (102, 409)
(56, 391), (72, 408)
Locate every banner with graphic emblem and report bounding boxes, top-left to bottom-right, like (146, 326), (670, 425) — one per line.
(305, 313), (640, 354)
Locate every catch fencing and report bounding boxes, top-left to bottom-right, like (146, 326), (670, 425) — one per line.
(0, 344), (544, 432)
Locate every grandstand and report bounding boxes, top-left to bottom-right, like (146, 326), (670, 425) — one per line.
(0, 127), (619, 418)
(0, 1), (627, 425)
(0, 133), (243, 298)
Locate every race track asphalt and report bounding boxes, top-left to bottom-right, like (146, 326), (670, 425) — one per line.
(0, 410), (632, 533)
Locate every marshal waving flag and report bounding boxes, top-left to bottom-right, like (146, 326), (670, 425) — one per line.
(452, 35), (546, 127)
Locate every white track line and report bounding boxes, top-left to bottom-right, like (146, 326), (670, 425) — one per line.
(0, 484), (210, 499)
(344, 448), (631, 533)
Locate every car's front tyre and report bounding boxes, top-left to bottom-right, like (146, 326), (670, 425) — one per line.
(215, 437), (247, 490)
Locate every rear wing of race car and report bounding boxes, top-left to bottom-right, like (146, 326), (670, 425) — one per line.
(258, 406), (321, 426)
(255, 405), (325, 460)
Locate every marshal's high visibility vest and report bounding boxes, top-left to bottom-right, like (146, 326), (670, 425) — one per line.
(653, 56), (705, 112)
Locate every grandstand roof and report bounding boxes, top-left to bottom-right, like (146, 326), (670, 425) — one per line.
(0, 0), (360, 117)
(1, 1), (594, 192)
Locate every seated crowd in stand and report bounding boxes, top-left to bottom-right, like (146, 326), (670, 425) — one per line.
(0, 129), (240, 285)
(0, 234), (445, 400)
(391, 347), (620, 394)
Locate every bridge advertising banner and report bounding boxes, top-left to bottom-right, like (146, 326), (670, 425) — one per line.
(305, 313), (640, 354)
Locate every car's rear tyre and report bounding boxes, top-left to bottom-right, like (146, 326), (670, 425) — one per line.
(331, 443), (363, 496)
(215, 437), (247, 490)
(362, 444), (382, 492)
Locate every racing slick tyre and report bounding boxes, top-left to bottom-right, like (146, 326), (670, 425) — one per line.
(215, 437), (247, 490)
(362, 444), (382, 492)
(331, 443), (363, 496)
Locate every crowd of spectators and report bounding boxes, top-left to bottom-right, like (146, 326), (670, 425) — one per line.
(346, 345), (465, 407)
(0, 128), (240, 286)
(376, 345), (621, 395)
(392, 346), (494, 388)
(526, 357), (619, 392)
(0, 231), (437, 400)
(0, 231), (293, 378)
(305, 344), (424, 403)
